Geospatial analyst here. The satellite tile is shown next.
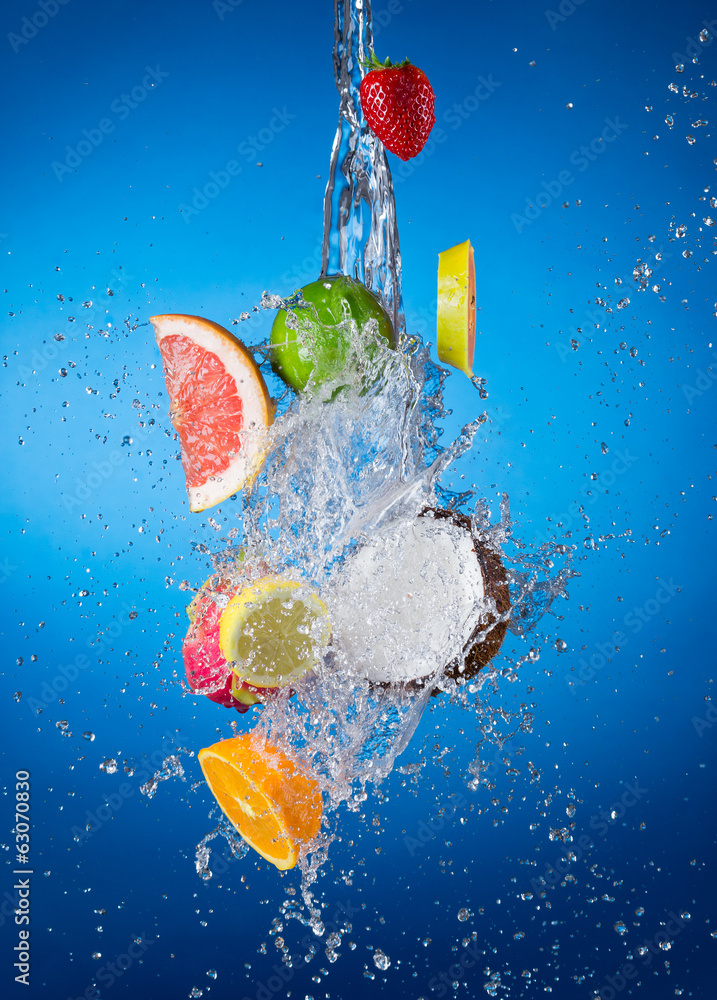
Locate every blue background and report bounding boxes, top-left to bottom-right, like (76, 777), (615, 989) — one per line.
(1, 0), (715, 998)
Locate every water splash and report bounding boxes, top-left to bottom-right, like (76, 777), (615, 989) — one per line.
(321, 0), (404, 338)
(191, 0), (573, 895)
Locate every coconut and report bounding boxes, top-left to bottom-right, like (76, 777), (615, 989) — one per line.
(329, 508), (509, 686)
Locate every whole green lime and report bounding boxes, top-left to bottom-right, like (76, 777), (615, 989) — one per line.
(270, 275), (395, 393)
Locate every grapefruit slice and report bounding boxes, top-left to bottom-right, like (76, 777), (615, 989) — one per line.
(182, 577), (273, 713)
(436, 240), (476, 377)
(198, 733), (323, 870)
(150, 314), (275, 512)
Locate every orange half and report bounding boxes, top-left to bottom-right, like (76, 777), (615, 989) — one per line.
(151, 314), (275, 512)
(198, 733), (322, 870)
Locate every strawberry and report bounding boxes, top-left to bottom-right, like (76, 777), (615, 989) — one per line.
(359, 55), (436, 162)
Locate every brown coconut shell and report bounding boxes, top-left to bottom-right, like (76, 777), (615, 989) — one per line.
(419, 507), (510, 692)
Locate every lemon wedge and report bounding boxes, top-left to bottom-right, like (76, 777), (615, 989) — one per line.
(219, 576), (330, 689)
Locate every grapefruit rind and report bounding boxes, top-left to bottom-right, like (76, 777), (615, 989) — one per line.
(436, 240), (476, 378)
(150, 314), (275, 512)
(197, 734), (323, 870)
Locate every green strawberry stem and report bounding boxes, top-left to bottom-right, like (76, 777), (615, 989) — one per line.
(362, 52), (411, 71)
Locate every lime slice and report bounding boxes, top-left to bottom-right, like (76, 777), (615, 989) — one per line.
(219, 577), (330, 688)
(436, 240), (476, 377)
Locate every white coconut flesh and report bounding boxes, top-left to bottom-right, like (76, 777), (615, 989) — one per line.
(330, 516), (486, 684)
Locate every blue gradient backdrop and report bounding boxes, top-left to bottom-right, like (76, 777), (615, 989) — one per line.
(1, 1), (715, 998)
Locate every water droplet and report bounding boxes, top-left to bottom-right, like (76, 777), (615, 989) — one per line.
(83, 732), (95, 741)
(373, 948), (391, 970)
(100, 759), (117, 774)
(457, 907), (471, 922)
(614, 921), (627, 935)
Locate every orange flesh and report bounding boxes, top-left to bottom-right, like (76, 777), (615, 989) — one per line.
(199, 734), (323, 868)
(160, 334), (243, 488)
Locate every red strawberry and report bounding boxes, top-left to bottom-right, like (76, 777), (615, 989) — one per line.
(359, 55), (436, 162)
